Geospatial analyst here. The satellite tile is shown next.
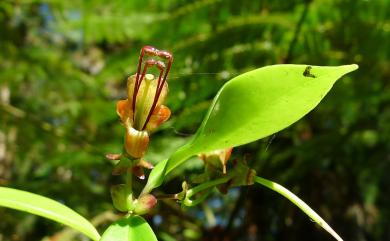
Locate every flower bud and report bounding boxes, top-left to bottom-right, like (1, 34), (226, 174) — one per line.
(124, 127), (149, 158)
(134, 194), (157, 215)
(111, 184), (134, 212)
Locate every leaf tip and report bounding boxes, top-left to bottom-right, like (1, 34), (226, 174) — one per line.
(343, 64), (358, 73)
(334, 64), (358, 78)
(350, 64), (359, 71)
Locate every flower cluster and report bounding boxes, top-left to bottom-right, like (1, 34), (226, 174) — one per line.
(117, 46), (173, 160)
(109, 46), (173, 214)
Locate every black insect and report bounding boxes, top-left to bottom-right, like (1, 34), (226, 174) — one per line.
(303, 66), (316, 78)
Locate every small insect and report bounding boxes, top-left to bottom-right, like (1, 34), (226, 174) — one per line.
(303, 66), (316, 78)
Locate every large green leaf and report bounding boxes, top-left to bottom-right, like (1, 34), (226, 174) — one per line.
(143, 64), (358, 193)
(0, 187), (100, 241)
(100, 215), (157, 241)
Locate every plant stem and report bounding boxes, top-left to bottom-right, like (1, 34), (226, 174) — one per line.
(126, 159), (134, 195)
(253, 176), (343, 241)
(284, 0), (311, 63)
(183, 176), (231, 206)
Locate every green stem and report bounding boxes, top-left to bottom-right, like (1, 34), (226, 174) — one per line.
(183, 176), (231, 206)
(125, 159), (134, 197)
(126, 169), (132, 191)
(253, 176), (343, 241)
(183, 189), (213, 207)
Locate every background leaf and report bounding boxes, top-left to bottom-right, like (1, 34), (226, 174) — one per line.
(0, 187), (100, 241)
(100, 215), (157, 241)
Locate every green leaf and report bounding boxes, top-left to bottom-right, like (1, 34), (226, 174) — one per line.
(100, 215), (157, 241)
(176, 64), (358, 165)
(254, 176), (343, 241)
(0, 187), (100, 241)
(144, 64), (358, 192)
(142, 159), (168, 195)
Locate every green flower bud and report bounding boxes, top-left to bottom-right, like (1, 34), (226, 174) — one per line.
(110, 184), (135, 212)
(134, 194), (157, 215)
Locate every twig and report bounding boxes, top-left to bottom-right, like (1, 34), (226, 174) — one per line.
(284, 0), (311, 63)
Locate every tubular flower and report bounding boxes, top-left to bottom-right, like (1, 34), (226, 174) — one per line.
(116, 46), (173, 159)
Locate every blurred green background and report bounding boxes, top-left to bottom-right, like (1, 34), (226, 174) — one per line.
(0, 0), (389, 240)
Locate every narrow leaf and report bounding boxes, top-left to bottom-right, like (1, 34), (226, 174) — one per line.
(254, 176), (343, 241)
(0, 187), (100, 241)
(142, 159), (168, 195)
(100, 215), (157, 241)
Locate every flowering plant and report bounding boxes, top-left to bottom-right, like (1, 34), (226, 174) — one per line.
(0, 46), (358, 241)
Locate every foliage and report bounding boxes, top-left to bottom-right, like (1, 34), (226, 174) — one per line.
(100, 216), (157, 241)
(0, 0), (389, 241)
(0, 187), (100, 241)
(0, 62), (356, 241)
